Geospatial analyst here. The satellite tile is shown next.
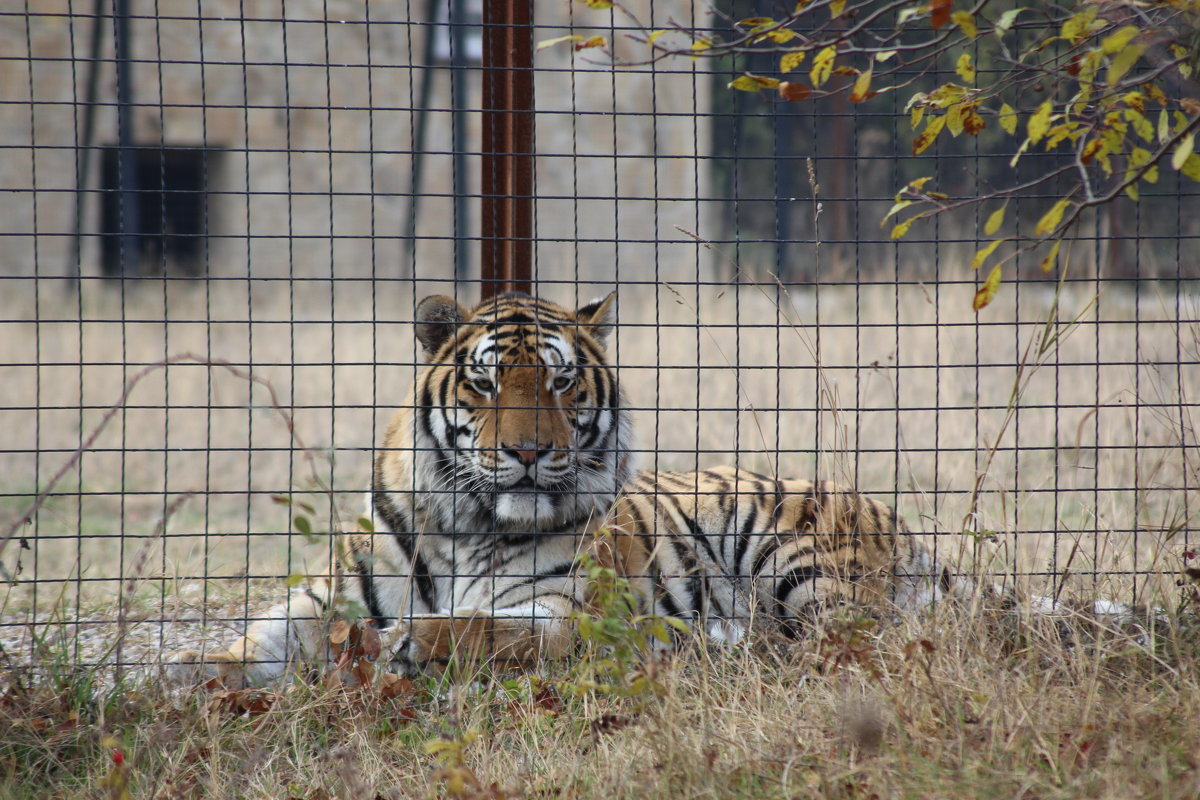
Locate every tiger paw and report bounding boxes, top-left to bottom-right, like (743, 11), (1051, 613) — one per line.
(163, 648), (254, 690)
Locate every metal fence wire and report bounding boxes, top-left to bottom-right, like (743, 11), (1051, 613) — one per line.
(0, 2), (1196, 678)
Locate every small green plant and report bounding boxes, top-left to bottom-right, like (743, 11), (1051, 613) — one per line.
(561, 550), (689, 701)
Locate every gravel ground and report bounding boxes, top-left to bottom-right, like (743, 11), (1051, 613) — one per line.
(0, 583), (280, 687)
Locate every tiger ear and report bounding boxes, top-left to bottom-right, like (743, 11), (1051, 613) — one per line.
(575, 292), (616, 346)
(415, 295), (470, 357)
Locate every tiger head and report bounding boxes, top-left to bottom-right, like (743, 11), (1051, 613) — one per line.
(389, 291), (634, 532)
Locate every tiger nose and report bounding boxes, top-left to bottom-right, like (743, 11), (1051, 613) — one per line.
(504, 445), (551, 465)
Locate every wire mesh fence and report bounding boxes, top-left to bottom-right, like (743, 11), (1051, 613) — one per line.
(0, 2), (1196, 681)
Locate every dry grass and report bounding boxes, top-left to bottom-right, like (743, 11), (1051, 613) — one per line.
(0, 273), (1198, 798)
(3, 609), (1200, 799)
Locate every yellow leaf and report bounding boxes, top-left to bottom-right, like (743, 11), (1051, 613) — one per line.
(1121, 91), (1145, 113)
(830, 0), (847, 17)
(1101, 26), (1139, 55)
(946, 102), (965, 137)
(881, 199), (914, 224)
(737, 17), (776, 27)
(876, 50), (898, 62)
(913, 115), (946, 155)
(1045, 121), (1081, 149)
(536, 35), (584, 51)
(1173, 132), (1196, 171)
(907, 176), (934, 193)
(952, 11), (977, 40)
(764, 29), (797, 44)
(984, 206), (1005, 236)
(575, 35), (608, 50)
(1123, 108), (1153, 142)
(1181, 153), (1200, 183)
(926, 83), (967, 108)
(956, 53), (975, 83)
(891, 217), (917, 240)
(810, 46), (837, 87)
(1028, 100), (1052, 144)
(1060, 7), (1096, 45)
(999, 102), (1017, 135)
(647, 30), (668, 46)
(964, 109), (986, 135)
(1158, 109), (1170, 143)
(729, 74), (781, 91)
(1009, 137), (1030, 167)
(911, 104), (925, 129)
(580, 0), (613, 8)
(973, 265), (1002, 311)
(1040, 240), (1061, 273)
(851, 68), (873, 102)
(780, 50), (806, 74)
(971, 238), (1004, 270)
(1107, 43), (1145, 86)
(1035, 198), (1071, 236)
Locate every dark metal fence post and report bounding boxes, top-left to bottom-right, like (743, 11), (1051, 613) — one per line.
(449, 0), (470, 284)
(113, 0), (140, 277)
(480, 0), (533, 299)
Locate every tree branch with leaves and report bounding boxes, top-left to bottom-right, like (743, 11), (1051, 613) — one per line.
(550, 0), (1200, 307)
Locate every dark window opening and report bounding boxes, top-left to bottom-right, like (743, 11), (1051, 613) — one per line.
(99, 146), (223, 278)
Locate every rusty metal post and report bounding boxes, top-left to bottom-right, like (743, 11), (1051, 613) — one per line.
(480, 0), (534, 299)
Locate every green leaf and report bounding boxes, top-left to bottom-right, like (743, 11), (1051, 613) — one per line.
(536, 35), (585, 52)
(881, 199), (914, 224)
(973, 265), (1002, 311)
(286, 573), (305, 588)
(999, 103), (1017, 135)
(294, 515), (312, 535)
(1035, 198), (1071, 236)
(994, 7), (1026, 38)
(984, 205), (1005, 236)
(971, 238), (1004, 270)
(1028, 100), (1052, 144)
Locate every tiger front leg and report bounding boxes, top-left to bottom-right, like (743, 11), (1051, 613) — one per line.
(165, 588), (331, 688)
(385, 602), (575, 677)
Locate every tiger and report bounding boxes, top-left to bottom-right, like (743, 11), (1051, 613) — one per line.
(168, 291), (1136, 687)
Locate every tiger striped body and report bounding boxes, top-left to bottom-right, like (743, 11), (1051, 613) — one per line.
(168, 292), (1115, 687)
